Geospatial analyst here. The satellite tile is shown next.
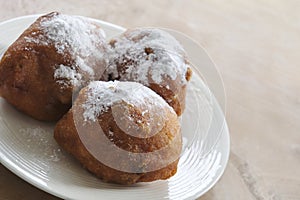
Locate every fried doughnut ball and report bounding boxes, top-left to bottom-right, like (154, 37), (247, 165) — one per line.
(104, 28), (192, 116)
(0, 12), (107, 121)
(54, 81), (182, 184)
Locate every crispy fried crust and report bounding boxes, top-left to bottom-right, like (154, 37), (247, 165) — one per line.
(54, 85), (181, 184)
(0, 12), (106, 121)
(106, 29), (192, 116)
(0, 13), (68, 120)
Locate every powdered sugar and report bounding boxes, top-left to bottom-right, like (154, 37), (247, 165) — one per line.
(19, 127), (65, 162)
(82, 81), (173, 122)
(24, 35), (49, 46)
(54, 64), (82, 87)
(24, 12), (107, 87)
(107, 28), (188, 85)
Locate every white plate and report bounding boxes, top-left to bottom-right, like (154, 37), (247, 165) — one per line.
(0, 15), (230, 200)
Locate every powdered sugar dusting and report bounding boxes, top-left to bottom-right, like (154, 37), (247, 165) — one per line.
(24, 35), (49, 46)
(82, 81), (173, 122)
(19, 127), (66, 162)
(54, 64), (82, 87)
(107, 28), (188, 85)
(24, 12), (107, 87)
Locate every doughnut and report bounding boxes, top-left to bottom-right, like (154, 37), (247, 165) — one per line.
(54, 81), (182, 184)
(104, 28), (192, 116)
(0, 12), (107, 121)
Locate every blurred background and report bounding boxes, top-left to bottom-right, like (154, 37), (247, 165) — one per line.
(0, 0), (300, 199)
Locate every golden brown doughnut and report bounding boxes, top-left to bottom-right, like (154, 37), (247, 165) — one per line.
(0, 12), (107, 121)
(54, 81), (182, 184)
(104, 28), (192, 116)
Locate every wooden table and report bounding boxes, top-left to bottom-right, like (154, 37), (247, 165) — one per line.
(1, 0), (299, 199)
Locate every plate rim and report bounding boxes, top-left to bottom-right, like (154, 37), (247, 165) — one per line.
(0, 14), (230, 200)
